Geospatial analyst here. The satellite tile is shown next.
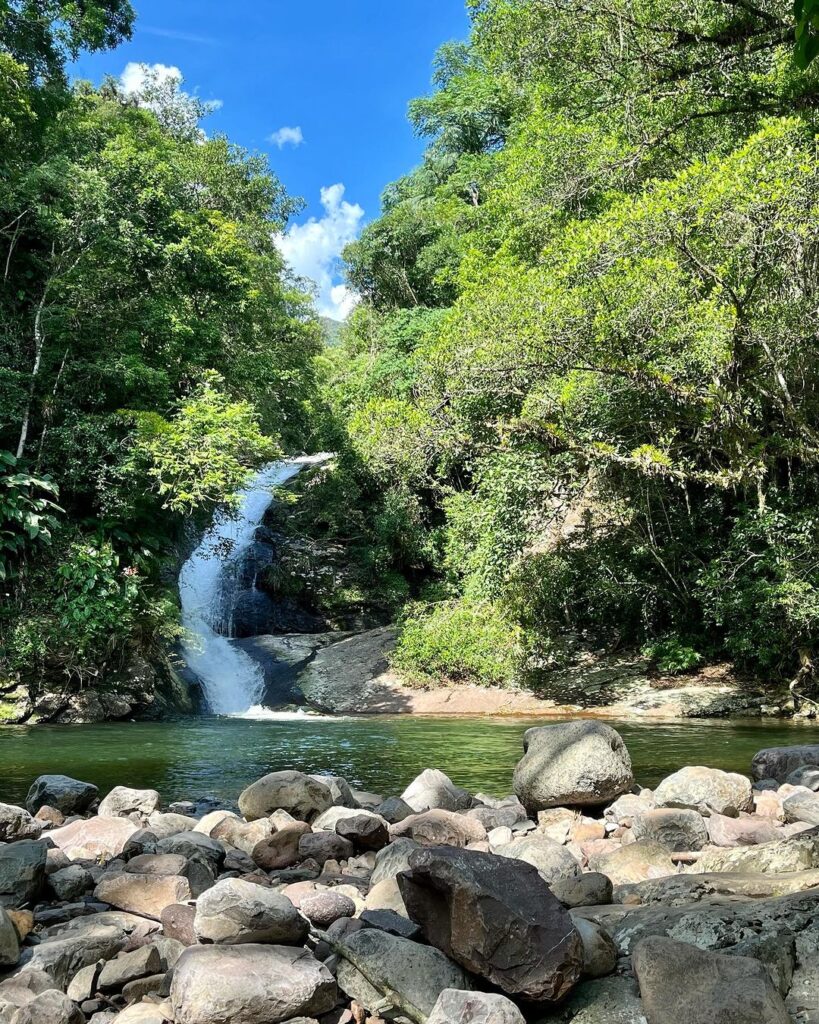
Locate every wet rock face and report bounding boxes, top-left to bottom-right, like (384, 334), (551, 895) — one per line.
(398, 846), (583, 1003)
(513, 721), (634, 812)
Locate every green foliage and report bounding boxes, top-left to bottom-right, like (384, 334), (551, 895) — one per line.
(394, 598), (523, 686)
(642, 636), (703, 675)
(127, 373), (280, 515)
(0, 451), (60, 580)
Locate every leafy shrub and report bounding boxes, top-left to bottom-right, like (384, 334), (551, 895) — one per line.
(642, 636), (703, 674)
(394, 598), (523, 686)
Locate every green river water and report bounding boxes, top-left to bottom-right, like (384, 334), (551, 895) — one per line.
(0, 714), (815, 807)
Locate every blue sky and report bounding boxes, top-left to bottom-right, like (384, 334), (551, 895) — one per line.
(71, 1), (470, 318)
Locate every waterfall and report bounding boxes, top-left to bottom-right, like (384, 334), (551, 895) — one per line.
(178, 457), (325, 715)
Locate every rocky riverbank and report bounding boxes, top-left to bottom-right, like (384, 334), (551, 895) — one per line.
(2, 724), (819, 1022)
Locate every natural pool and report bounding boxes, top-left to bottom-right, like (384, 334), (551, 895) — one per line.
(0, 714), (815, 806)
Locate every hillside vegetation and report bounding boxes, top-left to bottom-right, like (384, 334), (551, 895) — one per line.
(318, 0), (819, 691)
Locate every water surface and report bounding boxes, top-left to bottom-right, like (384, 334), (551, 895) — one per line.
(0, 715), (815, 806)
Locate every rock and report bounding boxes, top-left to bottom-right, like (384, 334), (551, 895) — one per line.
(120, 974), (170, 1004)
(194, 810), (236, 836)
(468, 806), (523, 831)
(513, 721), (633, 812)
(49, 818), (139, 860)
(590, 840), (676, 885)
(146, 812), (197, 839)
(613, 868), (819, 906)
(98, 788), (161, 820)
(551, 872), (613, 908)
(786, 765), (819, 790)
(252, 821), (312, 870)
(336, 814), (390, 851)
(155, 831), (224, 870)
(783, 789), (819, 826)
(335, 929), (472, 1018)
(239, 771), (333, 823)
(312, 807), (380, 831)
(427, 990), (526, 1024)
(752, 744), (819, 784)
(695, 827), (819, 873)
(632, 809), (708, 851)
(9, 990), (83, 1024)
(6, 909), (32, 941)
(573, 917), (617, 978)
(359, 909), (420, 941)
(109, 1005), (168, 1024)
(0, 908), (19, 966)
(299, 891), (356, 927)
(653, 766), (753, 815)
(376, 798), (414, 825)
(194, 878), (307, 945)
(171, 944), (337, 1024)
(495, 834), (582, 885)
(605, 793), (655, 828)
(98, 945), (162, 990)
(728, 932), (795, 998)
(0, 806), (42, 843)
(298, 832), (354, 865)
(390, 810), (486, 848)
(297, 626), (398, 713)
(555, 975), (645, 1024)
(707, 812), (781, 847)
(94, 872), (193, 920)
(310, 775), (358, 808)
(48, 864), (93, 901)
(32, 806), (63, 828)
(401, 770), (472, 814)
(160, 904), (196, 946)
(398, 845), (582, 1002)
(25, 775), (98, 816)
(16, 921), (127, 988)
(370, 839), (419, 886)
(632, 935), (790, 1023)
(0, 842), (47, 908)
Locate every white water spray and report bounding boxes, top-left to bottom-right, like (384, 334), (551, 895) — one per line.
(178, 457), (328, 716)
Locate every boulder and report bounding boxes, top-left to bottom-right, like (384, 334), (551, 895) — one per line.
(94, 872), (193, 920)
(238, 771), (333, 822)
(589, 840), (676, 885)
(573, 917), (617, 978)
(49, 817), (139, 860)
(155, 831), (224, 870)
(25, 775), (98, 816)
(371, 839), (419, 887)
(707, 812), (781, 847)
(751, 744), (819, 784)
(376, 798), (414, 825)
(309, 775), (358, 808)
(427, 990), (526, 1024)
(554, 975), (645, 1024)
(98, 788), (161, 820)
(513, 721), (633, 811)
(632, 809), (708, 851)
(0, 806), (42, 843)
(783, 789), (819, 826)
(398, 845), (583, 1002)
(252, 821), (311, 870)
(297, 626), (398, 713)
(146, 812), (197, 839)
(98, 945), (162, 990)
(16, 921), (127, 988)
(160, 904), (197, 946)
(786, 765), (819, 790)
(299, 890), (356, 927)
(336, 814), (390, 851)
(8, 990), (83, 1024)
(170, 944), (337, 1024)
(0, 908), (19, 967)
(193, 878), (307, 945)
(0, 842), (46, 909)
(495, 835), (582, 885)
(401, 770), (472, 814)
(298, 832), (354, 865)
(365, 877), (407, 917)
(48, 864), (93, 901)
(613, 868), (819, 906)
(605, 793), (656, 828)
(695, 827), (819, 874)
(335, 929), (472, 1018)
(312, 807), (382, 832)
(390, 811), (486, 848)
(551, 872), (613, 909)
(360, 909), (420, 941)
(653, 766), (753, 815)
(632, 935), (790, 1023)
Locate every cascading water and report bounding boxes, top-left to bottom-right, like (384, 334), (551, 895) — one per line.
(178, 457), (326, 716)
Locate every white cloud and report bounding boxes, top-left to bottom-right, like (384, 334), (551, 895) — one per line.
(120, 61), (182, 96)
(270, 125), (304, 149)
(276, 184), (364, 321)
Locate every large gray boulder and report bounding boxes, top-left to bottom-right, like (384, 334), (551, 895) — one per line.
(752, 744), (819, 784)
(695, 827), (819, 874)
(428, 990), (526, 1024)
(297, 626), (398, 713)
(632, 808), (708, 851)
(0, 841), (47, 908)
(335, 929), (472, 1019)
(98, 787), (161, 820)
(390, 810), (486, 848)
(16, 920), (128, 988)
(495, 834), (582, 886)
(632, 935), (790, 1023)
(653, 766), (753, 815)
(782, 789), (819, 826)
(193, 879), (307, 945)
(0, 805), (42, 843)
(589, 840), (676, 886)
(238, 771), (333, 822)
(371, 838), (420, 887)
(25, 775), (98, 816)
(401, 770), (472, 814)
(171, 944), (337, 1024)
(398, 845), (583, 1002)
(9, 989), (84, 1024)
(513, 721), (633, 811)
